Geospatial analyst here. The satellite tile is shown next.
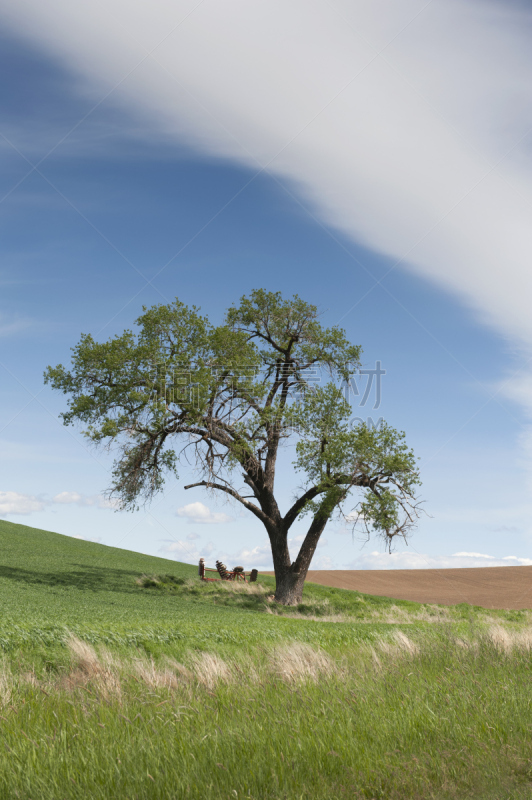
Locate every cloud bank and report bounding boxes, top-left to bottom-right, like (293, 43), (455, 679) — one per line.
(176, 501), (233, 525)
(158, 541), (532, 571)
(0, 491), (45, 516)
(52, 492), (118, 509)
(0, 490), (119, 517)
(347, 550), (532, 570)
(159, 539), (217, 561)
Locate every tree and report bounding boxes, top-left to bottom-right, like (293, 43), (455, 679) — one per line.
(44, 290), (421, 605)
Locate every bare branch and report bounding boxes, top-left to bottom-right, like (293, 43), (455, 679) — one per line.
(184, 480), (269, 525)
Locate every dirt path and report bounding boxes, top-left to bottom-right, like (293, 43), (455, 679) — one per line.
(266, 567), (532, 609)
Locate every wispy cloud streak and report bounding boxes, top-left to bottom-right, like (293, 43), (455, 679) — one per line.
(2, 1), (532, 343)
(3, 1), (532, 443)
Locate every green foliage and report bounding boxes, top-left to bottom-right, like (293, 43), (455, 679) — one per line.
(44, 298), (264, 509)
(292, 385), (420, 542)
(226, 288), (362, 382)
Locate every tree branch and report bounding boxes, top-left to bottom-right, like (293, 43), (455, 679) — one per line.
(184, 480), (269, 525)
(283, 473), (372, 531)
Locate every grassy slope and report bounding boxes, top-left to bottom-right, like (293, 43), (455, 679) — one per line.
(0, 517), (199, 627)
(0, 518), (525, 658)
(2, 520), (532, 799)
(0, 519), (443, 656)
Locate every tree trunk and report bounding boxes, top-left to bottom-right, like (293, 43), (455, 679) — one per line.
(267, 525), (305, 606)
(271, 511), (329, 605)
(273, 567), (306, 605)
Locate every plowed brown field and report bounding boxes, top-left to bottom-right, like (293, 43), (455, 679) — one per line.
(267, 567), (532, 609)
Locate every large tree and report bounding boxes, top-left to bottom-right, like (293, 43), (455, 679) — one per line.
(45, 290), (421, 605)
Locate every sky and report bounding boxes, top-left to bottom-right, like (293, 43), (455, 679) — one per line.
(1, 0), (532, 572)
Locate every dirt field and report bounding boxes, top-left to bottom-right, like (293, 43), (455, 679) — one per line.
(280, 567), (532, 610)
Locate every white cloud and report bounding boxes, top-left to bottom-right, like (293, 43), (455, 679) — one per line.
(289, 534), (327, 548)
(0, 489), (123, 519)
(160, 536), (326, 570)
(219, 544), (273, 570)
(187, 532), (200, 540)
(52, 492), (119, 509)
(6, 2), (532, 483)
(157, 539), (532, 570)
(3, 0), (532, 351)
(7, 0), (532, 475)
(176, 501), (232, 525)
(0, 489), (118, 517)
(162, 539), (273, 568)
(159, 540), (199, 558)
(200, 541), (216, 557)
(311, 555), (335, 570)
(53, 492), (83, 505)
(453, 551), (497, 559)
(0, 491), (45, 516)
(346, 550), (532, 570)
(159, 539), (216, 563)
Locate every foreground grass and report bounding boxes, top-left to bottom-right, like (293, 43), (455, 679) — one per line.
(3, 519), (532, 798)
(2, 628), (532, 799)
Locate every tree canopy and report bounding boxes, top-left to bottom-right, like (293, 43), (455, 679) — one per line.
(45, 289), (421, 604)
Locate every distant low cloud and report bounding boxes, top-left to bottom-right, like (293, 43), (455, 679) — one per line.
(311, 555), (335, 570)
(0, 491), (45, 516)
(218, 544), (273, 570)
(0, 489), (120, 518)
(346, 551), (532, 570)
(159, 538), (272, 569)
(52, 492), (118, 509)
(176, 502), (232, 525)
(159, 539), (216, 562)
(290, 534), (328, 550)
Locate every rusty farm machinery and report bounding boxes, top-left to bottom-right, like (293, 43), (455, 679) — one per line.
(198, 558), (258, 583)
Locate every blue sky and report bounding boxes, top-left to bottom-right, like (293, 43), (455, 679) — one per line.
(1, 1), (532, 571)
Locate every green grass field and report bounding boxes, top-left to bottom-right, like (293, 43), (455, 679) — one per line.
(2, 518), (532, 799)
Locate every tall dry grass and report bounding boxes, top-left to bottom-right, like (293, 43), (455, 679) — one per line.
(65, 636), (122, 698)
(21, 623), (532, 698)
(2, 625), (532, 798)
(486, 623), (532, 652)
(269, 642), (337, 683)
(0, 661), (12, 708)
(59, 636), (342, 694)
